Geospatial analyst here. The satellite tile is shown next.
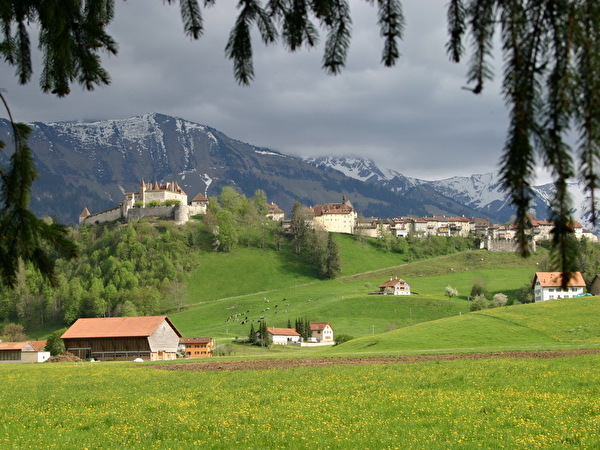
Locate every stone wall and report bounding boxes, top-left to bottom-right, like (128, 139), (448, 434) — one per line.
(127, 206), (175, 222)
(81, 207), (122, 225)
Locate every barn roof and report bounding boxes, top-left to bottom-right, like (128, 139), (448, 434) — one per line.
(61, 316), (182, 339)
(533, 272), (586, 288)
(267, 327), (300, 337)
(0, 342), (31, 351)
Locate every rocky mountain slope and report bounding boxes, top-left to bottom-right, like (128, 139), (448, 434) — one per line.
(306, 155), (595, 231)
(0, 113), (588, 229)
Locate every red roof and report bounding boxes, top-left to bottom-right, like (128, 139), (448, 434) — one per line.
(0, 342), (30, 351)
(310, 322), (332, 331)
(379, 278), (408, 288)
(267, 327), (300, 337)
(29, 340), (48, 352)
(533, 272), (586, 288)
(180, 337), (213, 344)
(191, 193), (208, 202)
(61, 316), (182, 339)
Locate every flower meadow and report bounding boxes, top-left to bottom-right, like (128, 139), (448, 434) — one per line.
(2, 355), (600, 448)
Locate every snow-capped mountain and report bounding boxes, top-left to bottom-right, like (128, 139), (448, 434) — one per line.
(305, 155), (597, 232)
(1, 113), (594, 230)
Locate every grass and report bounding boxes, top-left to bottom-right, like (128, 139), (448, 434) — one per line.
(330, 297), (600, 356)
(2, 355), (600, 448)
(171, 250), (539, 340)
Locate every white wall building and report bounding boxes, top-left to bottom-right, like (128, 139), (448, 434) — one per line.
(532, 272), (586, 302)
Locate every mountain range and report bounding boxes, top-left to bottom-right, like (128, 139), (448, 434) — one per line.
(0, 113), (592, 231)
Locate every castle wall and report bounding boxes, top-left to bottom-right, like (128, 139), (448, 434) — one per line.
(482, 238), (537, 253)
(188, 203), (207, 216)
(143, 191), (187, 206)
(81, 207), (122, 225)
(127, 206), (176, 222)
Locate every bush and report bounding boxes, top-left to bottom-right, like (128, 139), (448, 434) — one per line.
(146, 200), (160, 207)
(470, 294), (492, 311)
(163, 199), (181, 206)
(470, 278), (490, 299)
(445, 285), (459, 298)
(492, 293), (508, 307)
(334, 334), (354, 345)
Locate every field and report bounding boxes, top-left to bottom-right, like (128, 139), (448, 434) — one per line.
(5, 238), (600, 448)
(171, 244), (543, 340)
(2, 354), (600, 448)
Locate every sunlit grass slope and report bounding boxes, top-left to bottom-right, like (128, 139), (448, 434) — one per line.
(331, 297), (600, 355)
(173, 244), (542, 339)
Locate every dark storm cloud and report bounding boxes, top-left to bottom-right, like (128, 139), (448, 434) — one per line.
(0, 1), (510, 181)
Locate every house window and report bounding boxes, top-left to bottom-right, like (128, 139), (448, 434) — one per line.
(548, 288), (554, 292)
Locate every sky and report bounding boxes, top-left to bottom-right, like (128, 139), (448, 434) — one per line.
(0, 1), (516, 182)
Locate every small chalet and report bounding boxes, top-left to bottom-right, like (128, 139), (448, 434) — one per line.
(61, 316), (181, 361)
(310, 322), (334, 343)
(0, 340), (50, 363)
(179, 337), (214, 357)
(379, 278), (411, 295)
(267, 327), (301, 345)
(532, 272), (587, 302)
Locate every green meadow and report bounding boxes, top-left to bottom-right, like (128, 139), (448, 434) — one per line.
(171, 242), (543, 340)
(2, 354), (600, 448)
(6, 236), (600, 448)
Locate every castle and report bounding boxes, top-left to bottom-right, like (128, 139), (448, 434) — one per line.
(79, 180), (209, 226)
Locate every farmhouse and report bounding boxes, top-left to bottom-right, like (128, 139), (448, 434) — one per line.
(179, 337), (214, 357)
(532, 272), (587, 302)
(267, 327), (301, 345)
(0, 341), (50, 363)
(61, 316), (181, 361)
(379, 278), (411, 295)
(310, 322), (334, 343)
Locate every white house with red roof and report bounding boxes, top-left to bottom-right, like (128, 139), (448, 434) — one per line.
(310, 322), (334, 344)
(379, 278), (411, 295)
(532, 272), (587, 302)
(267, 327), (301, 345)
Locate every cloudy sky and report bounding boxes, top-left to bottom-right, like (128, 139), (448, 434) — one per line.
(0, 1), (514, 181)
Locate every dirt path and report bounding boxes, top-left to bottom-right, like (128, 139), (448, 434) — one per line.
(155, 348), (600, 372)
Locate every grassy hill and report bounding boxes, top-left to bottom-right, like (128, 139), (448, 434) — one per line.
(330, 297), (600, 355)
(171, 242), (545, 340)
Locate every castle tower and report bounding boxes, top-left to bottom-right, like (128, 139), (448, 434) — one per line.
(79, 207), (91, 225)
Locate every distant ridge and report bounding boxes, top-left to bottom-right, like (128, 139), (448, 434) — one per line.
(0, 113), (588, 229)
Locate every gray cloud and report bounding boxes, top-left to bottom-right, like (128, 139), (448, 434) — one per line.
(1, 1), (514, 181)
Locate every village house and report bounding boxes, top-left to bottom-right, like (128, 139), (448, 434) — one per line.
(312, 195), (358, 234)
(179, 337), (214, 357)
(61, 315), (181, 361)
(0, 340), (49, 364)
(267, 327), (301, 345)
(379, 278), (412, 295)
(532, 272), (587, 302)
(310, 322), (334, 343)
(267, 202), (285, 221)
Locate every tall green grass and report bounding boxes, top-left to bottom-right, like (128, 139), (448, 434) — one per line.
(2, 355), (600, 448)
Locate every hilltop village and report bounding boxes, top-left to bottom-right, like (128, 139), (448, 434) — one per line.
(80, 182), (598, 247)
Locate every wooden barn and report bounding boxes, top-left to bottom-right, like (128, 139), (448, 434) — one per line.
(61, 316), (181, 361)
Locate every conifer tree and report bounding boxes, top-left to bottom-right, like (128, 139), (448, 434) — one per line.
(248, 323), (256, 344)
